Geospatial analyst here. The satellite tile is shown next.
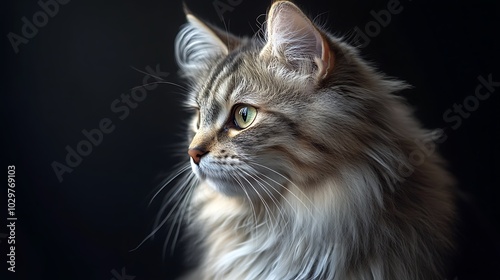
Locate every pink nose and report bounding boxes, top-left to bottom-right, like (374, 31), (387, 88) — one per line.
(188, 147), (207, 164)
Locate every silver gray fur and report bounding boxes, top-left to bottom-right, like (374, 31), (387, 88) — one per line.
(172, 2), (456, 279)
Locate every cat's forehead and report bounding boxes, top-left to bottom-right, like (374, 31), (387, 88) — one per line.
(189, 45), (314, 128)
(194, 50), (263, 105)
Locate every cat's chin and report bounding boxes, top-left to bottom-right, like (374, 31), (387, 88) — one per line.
(202, 172), (287, 200)
(205, 178), (248, 197)
(191, 158), (288, 199)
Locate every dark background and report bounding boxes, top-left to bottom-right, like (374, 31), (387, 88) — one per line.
(1, 0), (499, 279)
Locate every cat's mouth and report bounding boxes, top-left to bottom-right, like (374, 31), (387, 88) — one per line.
(191, 158), (287, 199)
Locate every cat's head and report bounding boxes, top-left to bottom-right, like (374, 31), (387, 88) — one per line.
(175, 1), (407, 199)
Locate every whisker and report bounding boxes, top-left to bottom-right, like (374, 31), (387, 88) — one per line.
(130, 65), (166, 81)
(163, 173), (197, 257)
(130, 171), (192, 252)
(242, 168), (290, 227)
(236, 171), (273, 231)
(149, 164), (191, 206)
(248, 161), (318, 216)
(246, 165), (300, 216)
(237, 168), (285, 228)
(128, 65), (188, 92)
(131, 81), (189, 92)
(230, 173), (259, 229)
(153, 172), (193, 233)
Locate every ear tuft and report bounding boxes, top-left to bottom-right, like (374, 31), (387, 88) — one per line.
(260, 1), (334, 78)
(175, 10), (241, 77)
(175, 15), (228, 75)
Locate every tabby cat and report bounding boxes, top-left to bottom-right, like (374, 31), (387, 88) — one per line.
(172, 1), (456, 279)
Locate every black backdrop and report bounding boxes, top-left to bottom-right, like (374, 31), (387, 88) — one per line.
(1, 0), (499, 279)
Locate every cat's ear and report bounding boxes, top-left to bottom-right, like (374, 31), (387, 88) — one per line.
(260, 1), (334, 79)
(175, 5), (241, 75)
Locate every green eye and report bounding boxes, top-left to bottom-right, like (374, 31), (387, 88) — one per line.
(233, 105), (257, 129)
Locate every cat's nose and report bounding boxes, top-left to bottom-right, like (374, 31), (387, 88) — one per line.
(188, 147), (208, 165)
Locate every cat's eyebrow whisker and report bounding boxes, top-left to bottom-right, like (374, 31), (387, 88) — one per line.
(130, 81), (189, 92)
(130, 65), (165, 81)
(253, 13), (267, 42)
(219, 14), (230, 47)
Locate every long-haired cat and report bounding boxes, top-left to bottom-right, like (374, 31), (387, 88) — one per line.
(171, 1), (456, 279)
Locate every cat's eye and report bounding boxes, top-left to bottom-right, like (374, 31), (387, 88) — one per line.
(233, 105), (257, 129)
(196, 110), (200, 129)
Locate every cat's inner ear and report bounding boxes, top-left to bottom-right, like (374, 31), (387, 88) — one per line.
(175, 10), (241, 73)
(260, 1), (334, 78)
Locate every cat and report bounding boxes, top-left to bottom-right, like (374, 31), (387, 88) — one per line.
(170, 1), (456, 279)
